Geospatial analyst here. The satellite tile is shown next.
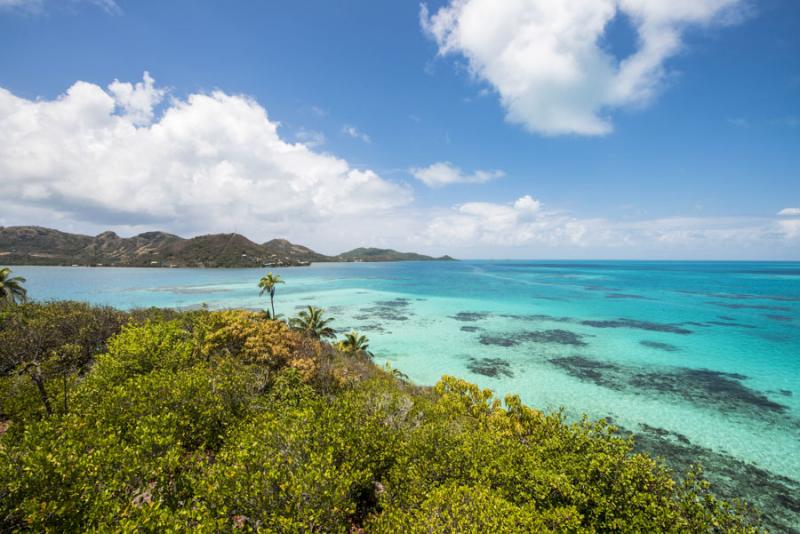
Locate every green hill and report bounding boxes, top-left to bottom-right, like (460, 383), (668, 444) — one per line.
(0, 226), (454, 267)
(337, 247), (454, 262)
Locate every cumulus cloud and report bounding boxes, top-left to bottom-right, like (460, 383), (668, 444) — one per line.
(424, 195), (588, 246)
(107, 72), (165, 126)
(411, 161), (504, 188)
(422, 195), (799, 257)
(1, 73), (796, 260)
(0, 74), (411, 248)
(778, 207), (800, 216)
(341, 124), (371, 143)
(421, 0), (745, 136)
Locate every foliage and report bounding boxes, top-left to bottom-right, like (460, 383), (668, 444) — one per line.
(289, 305), (336, 339)
(0, 302), (762, 532)
(257, 272), (284, 318)
(338, 330), (373, 358)
(198, 309), (322, 380)
(0, 267), (27, 307)
(0, 301), (126, 422)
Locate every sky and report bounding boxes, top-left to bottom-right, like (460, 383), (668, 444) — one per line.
(0, 0), (798, 259)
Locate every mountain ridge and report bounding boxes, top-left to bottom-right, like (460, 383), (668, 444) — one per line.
(0, 226), (454, 267)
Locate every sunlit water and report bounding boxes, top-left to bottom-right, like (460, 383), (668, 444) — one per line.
(12, 261), (800, 527)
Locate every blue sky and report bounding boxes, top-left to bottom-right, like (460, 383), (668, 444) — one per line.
(0, 0), (798, 259)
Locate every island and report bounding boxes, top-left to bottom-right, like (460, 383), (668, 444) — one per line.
(0, 226), (455, 268)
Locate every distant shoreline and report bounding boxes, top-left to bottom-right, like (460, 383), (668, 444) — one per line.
(0, 259), (456, 269)
(0, 225), (455, 268)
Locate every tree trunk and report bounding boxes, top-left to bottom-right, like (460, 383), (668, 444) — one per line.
(27, 363), (52, 416)
(270, 295), (276, 320)
(62, 370), (68, 414)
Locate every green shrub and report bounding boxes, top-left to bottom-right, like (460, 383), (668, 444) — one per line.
(369, 483), (581, 533)
(0, 304), (761, 532)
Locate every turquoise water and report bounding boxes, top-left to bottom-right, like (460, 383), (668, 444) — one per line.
(11, 261), (800, 526)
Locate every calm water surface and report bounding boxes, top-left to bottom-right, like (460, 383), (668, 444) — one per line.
(13, 261), (800, 529)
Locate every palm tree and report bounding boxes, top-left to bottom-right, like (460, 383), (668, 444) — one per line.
(338, 331), (373, 358)
(289, 306), (336, 339)
(384, 363), (409, 382)
(0, 267), (27, 308)
(258, 272), (284, 319)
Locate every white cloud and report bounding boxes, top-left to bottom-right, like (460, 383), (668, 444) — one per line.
(778, 208), (800, 216)
(421, 0), (745, 136)
(107, 71), (165, 126)
(0, 0), (41, 9)
(294, 128), (326, 147)
(422, 195), (799, 257)
(341, 124), (371, 143)
(0, 0), (119, 12)
(411, 161), (504, 188)
(778, 219), (800, 240)
(424, 195), (585, 246)
(1, 73), (796, 260)
(0, 74), (412, 249)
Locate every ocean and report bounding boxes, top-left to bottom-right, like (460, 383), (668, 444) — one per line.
(10, 261), (800, 529)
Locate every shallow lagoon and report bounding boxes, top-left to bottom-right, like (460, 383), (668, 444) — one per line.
(13, 261), (800, 529)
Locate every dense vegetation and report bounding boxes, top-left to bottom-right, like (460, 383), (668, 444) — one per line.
(0, 300), (761, 531)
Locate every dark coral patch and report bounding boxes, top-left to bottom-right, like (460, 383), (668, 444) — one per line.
(374, 298), (411, 308)
(605, 293), (652, 300)
(357, 323), (388, 334)
(479, 329), (587, 347)
(460, 326), (481, 333)
(765, 314), (794, 323)
(638, 423), (691, 445)
(518, 329), (587, 346)
(358, 299), (413, 321)
(708, 301), (791, 312)
(466, 357), (514, 378)
(548, 356), (623, 389)
(629, 369), (788, 415)
(549, 356), (790, 418)
(478, 335), (518, 347)
(624, 422), (800, 533)
(640, 340), (679, 352)
(581, 318), (692, 335)
(450, 311), (491, 322)
(705, 320), (757, 329)
(499, 313), (572, 323)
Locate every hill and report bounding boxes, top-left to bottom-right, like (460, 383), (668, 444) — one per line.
(0, 226), (453, 267)
(337, 247), (454, 262)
